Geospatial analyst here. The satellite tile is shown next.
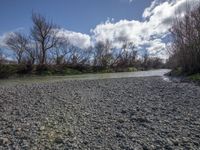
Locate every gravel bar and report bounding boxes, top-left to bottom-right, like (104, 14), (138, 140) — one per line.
(0, 77), (200, 150)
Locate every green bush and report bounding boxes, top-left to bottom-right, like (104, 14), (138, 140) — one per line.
(99, 68), (114, 73)
(168, 67), (183, 76)
(128, 67), (137, 72)
(0, 64), (83, 78)
(35, 65), (82, 76)
(35, 65), (50, 75)
(16, 64), (33, 74)
(0, 64), (35, 78)
(61, 68), (81, 75)
(0, 64), (18, 78)
(189, 74), (200, 81)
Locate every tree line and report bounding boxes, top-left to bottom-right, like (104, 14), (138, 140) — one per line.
(167, 4), (200, 75)
(0, 13), (165, 78)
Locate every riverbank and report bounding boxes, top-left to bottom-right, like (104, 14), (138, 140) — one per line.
(0, 64), (141, 79)
(166, 69), (200, 86)
(0, 76), (200, 149)
(0, 69), (170, 86)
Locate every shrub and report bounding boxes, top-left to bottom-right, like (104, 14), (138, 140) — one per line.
(35, 65), (81, 76)
(0, 64), (18, 78)
(128, 67), (137, 72)
(189, 74), (200, 81)
(17, 64), (34, 74)
(35, 65), (51, 75)
(169, 4), (200, 74)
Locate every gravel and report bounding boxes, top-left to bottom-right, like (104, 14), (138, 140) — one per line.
(0, 77), (200, 150)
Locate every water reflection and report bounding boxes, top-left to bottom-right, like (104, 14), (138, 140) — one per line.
(68, 69), (171, 80)
(0, 69), (171, 86)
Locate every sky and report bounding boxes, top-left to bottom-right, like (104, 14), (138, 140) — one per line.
(0, 0), (199, 59)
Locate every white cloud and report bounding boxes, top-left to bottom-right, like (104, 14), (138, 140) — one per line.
(0, 28), (24, 48)
(146, 39), (167, 59)
(0, 29), (92, 51)
(91, 20), (144, 46)
(1, 0), (199, 59)
(120, 0), (134, 3)
(143, 0), (160, 19)
(56, 29), (91, 49)
(90, 0), (199, 59)
(0, 36), (3, 47)
(0, 32), (11, 48)
(54, 0), (200, 59)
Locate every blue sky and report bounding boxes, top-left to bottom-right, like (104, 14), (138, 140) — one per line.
(0, 0), (151, 34)
(0, 0), (198, 59)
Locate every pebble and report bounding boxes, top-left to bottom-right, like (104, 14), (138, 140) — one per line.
(0, 77), (200, 149)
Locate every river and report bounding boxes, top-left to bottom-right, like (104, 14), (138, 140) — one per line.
(0, 69), (171, 86)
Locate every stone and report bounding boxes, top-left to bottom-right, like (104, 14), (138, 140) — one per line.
(54, 137), (64, 144)
(0, 137), (9, 145)
(40, 126), (45, 131)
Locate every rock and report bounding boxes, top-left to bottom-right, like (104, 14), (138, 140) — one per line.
(0, 137), (9, 145)
(166, 138), (173, 146)
(117, 118), (125, 123)
(21, 139), (30, 148)
(129, 94), (133, 98)
(54, 137), (64, 144)
(164, 144), (173, 150)
(193, 141), (199, 146)
(133, 143), (143, 150)
(131, 117), (151, 123)
(116, 132), (125, 139)
(1, 76), (200, 149)
(15, 127), (22, 132)
(121, 110), (127, 114)
(40, 126), (45, 131)
(171, 139), (179, 146)
(142, 144), (149, 150)
(66, 129), (73, 137)
(83, 141), (89, 145)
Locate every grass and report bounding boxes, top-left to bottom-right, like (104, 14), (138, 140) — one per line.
(0, 64), (83, 78)
(168, 68), (200, 84)
(0, 64), (139, 79)
(167, 68), (183, 76)
(189, 74), (200, 81)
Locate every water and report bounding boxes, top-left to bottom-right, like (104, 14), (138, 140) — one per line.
(0, 69), (171, 86)
(66, 69), (171, 80)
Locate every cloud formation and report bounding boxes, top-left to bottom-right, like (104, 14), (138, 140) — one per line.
(90, 0), (199, 59)
(0, 36), (3, 47)
(56, 29), (92, 49)
(1, 0), (199, 59)
(0, 33), (10, 48)
(0, 27), (25, 48)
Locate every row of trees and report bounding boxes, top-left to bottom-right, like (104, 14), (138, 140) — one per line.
(167, 4), (200, 74)
(1, 13), (164, 74)
(5, 14), (60, 66)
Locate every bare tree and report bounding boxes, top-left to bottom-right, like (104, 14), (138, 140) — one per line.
(25, 43), (37, 65)
(111, 41), (137, 68)
(169, 3), (200, 73)
(31, 13), (59, 65)
(93, 40), (112, 68)
(67, 45), (92, 66)
(128, 42), (137, 63)
(51, 38), (71, 65)
(6, 32), (29, 64)
(142, 49), (149, 69)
